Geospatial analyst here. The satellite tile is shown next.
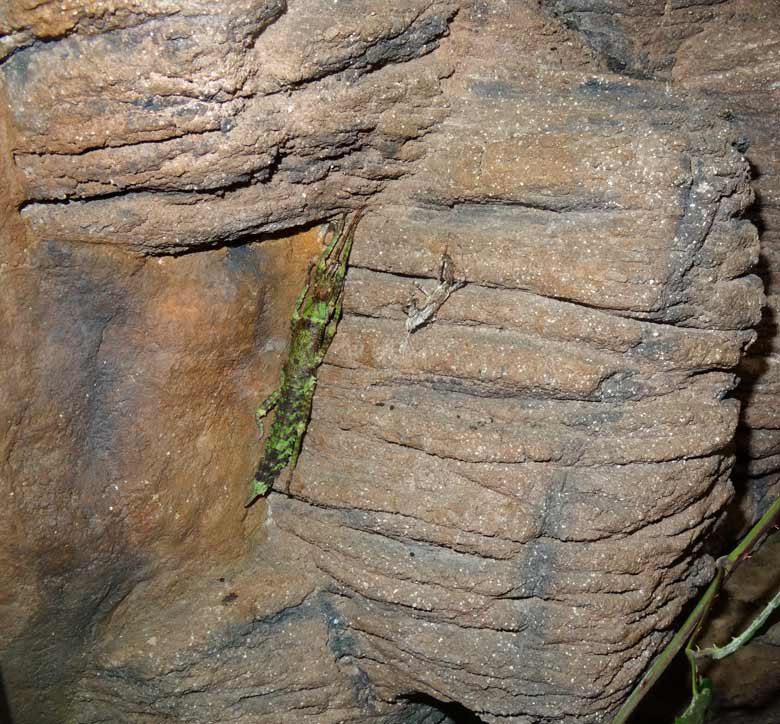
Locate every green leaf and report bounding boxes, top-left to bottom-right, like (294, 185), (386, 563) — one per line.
(675, 679), (713, 724)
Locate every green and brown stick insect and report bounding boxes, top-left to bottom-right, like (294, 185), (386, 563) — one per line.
(246, 207), (365, 507)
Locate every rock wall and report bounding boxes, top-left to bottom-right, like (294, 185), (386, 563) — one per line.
(0, 1), (776, 723)
(548, 0), (780, 530)
(543, 4), (780, 718)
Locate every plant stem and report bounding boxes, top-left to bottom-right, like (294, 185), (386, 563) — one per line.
(610, 496), (780, 724)
(610, 563), (724, 724)
(697, 586), (780, 660)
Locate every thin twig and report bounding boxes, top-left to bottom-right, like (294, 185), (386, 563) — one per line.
(611, 496), (780, 724)
(697, 586), (780, 660)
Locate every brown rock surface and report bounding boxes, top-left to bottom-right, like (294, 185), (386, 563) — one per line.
(546, 2), (780, 717)
(0, 1), (774, 723)
(547, 0), (780, 520)
(670, 0), (780, 518)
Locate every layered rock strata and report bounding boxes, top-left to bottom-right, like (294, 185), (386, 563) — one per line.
(0, 1), (771, 723)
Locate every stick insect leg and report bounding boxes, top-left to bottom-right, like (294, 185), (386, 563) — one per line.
(400, 331), (415, 354)
(322, 207), (363, 279)
(291, 281), (311, 322)
(315, 295), (344, 364)
(322, 216), (345, 258)
(255, 388), (281, 433)
(284, 420), (308, 494)
(289, 420), (307, 470)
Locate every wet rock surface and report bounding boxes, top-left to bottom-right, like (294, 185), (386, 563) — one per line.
(0, 1), (776, 723)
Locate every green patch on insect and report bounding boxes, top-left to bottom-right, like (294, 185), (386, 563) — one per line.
(245, 208), (365, 508)
(248, 477), (271, 499)
(301, 376), (316, 395)
(309, 300), (331, 324)
(269, 435), (296, 456)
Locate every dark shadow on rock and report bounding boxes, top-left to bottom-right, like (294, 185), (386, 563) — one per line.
(701, 536), (780, 723)
(728, 157), (778, 528)
(398, 693), (486, 724)
(631, 647), (693, 724)
(0, 666), (15, 724)
(2, 550), (148, 724)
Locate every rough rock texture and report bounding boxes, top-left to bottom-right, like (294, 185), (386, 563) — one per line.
(0, 1), (775, 723)
(671, 0), (780, 521)
(546, 1), (780, 718)
(549, 0), (780, 534)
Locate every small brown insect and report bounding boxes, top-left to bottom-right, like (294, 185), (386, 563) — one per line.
(403, 248), (466, 336)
